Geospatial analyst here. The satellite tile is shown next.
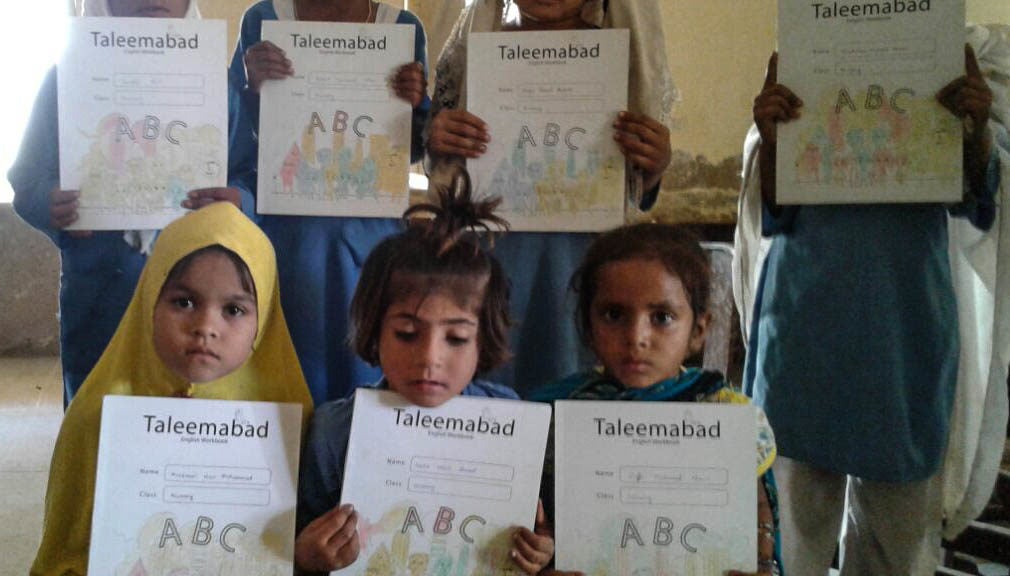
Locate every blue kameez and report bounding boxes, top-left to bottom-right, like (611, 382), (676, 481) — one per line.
(229, 1), (432, 404)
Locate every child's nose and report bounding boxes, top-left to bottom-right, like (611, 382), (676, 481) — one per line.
(628, 316), (650, 348)
(191, 310), (219, 339)
(418, 335), (443, 367)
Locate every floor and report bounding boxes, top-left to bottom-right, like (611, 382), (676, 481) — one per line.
(0, 356), (62, 575)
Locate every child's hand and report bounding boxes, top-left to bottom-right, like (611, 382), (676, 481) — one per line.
(613, 111), (671, 192)
(391, 62), (427, 109)
(243, 40), (293, 93)
(937, 44), (993, 146)
(427, 109), (489, 158)
(49, 187), (92, 237)
(511, 500), (555, 575)
(182, 187), (242, 211)
(294, 503), (361, 572)
(752, 52), (802, 147)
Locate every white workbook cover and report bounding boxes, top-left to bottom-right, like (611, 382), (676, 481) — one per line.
(88, 395), (304, 575)
(258, 21), (413, 217)
(341, 388), (551, 575)
(776, 0), (964, 204)
(58, 17), (228, 230)
(554, 400), (757, 574)
(466, 30), (628, 231)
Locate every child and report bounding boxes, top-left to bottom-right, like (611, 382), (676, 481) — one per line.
(739, 47), (1000, 575)
(30, 202), (314, 575)
(7, 0), (257, 407)
(230, 0), (431, 405)
(530, 223), (780, 576)
(425, 0), (676, 396)
(293, 170), (554, 574)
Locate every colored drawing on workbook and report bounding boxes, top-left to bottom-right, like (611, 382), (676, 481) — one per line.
(58, 17), (228, 230)
(88, 396), (304, 575)
(467, 29), (629, 231)
(340, 389), (551, 575)
(776, 0), (965, 204)
(258, 21), (412, 217)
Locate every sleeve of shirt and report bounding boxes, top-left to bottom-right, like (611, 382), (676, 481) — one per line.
(948, 122), (1004, 231)
(227, 71), (257, 218)
(229, 4), (264, 134)
(8, 67), (62, 246)
(297, 400), (353, 535)
(708, 388), (777, 477)
(400, 11), (432, 165)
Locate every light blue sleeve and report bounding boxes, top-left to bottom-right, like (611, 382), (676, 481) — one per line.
(7, 67), (62, 246)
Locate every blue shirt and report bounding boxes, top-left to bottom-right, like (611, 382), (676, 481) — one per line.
(745, 148), (1001, 482)
(228, 1), (433, 405)
(297, 379), (519, 532)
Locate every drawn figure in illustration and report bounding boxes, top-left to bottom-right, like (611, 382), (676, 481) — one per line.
(281, 143), (301, 195)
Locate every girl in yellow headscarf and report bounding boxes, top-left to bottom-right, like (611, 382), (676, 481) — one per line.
(31, 202), (314, 575)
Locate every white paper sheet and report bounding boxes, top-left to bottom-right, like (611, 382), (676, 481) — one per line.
(88, 395), (303, 575)
(58, 17), (228, 229)
(777, 0), (965, 204)
(340, 388), (551, 575)
(257, 21), (413, 217)
(554, 400), (757, 574)
(466, 30), (628, 231)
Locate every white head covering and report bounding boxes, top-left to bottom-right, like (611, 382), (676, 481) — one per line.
(82, 0), (200, 17)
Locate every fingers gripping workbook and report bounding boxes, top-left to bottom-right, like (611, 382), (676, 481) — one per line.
(776, 0), (965, 204)
(257, 21), (413, 217)
(88, 396), (304, 575)
(341, 389), (552, 575)
(58, 17), (228, 230)
(554, 401), (757, 575)
(466, 29), (629, 232)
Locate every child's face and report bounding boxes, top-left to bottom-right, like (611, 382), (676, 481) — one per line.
(515, 0), (586, 25)
(108, 0), (189, 17)
(590, 258), (708, 389)
(152, 251), (258, 383)
(379, 292), (480, 408)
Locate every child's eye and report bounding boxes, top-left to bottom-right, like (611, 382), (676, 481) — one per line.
(394, 330), (418, 342)
(224, 304), (247, 317)
(446, 334), (472, 347)
(600, 307), (623, 323)
(172, 297), (195, 309)
(652, 311), (674, 326)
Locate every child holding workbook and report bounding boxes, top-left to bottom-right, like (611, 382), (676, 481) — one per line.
(294, 170), (554, 574)
(531, 223), (781, 576)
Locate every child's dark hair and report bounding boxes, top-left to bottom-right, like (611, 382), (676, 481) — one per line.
(350, 170), (512, 373)
(571, 223), (711, 343)
(161, 245), (256, 299)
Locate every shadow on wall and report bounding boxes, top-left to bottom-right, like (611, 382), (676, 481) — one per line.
(0, 204), (59, 355)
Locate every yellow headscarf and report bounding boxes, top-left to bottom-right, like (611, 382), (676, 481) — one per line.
(31, 203), (313, 575)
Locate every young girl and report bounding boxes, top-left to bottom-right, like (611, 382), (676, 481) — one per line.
(8, 0), (257, 407)
(530, 223), (780, 576)
(30, 202), (314, 575)
(230, 0), (431, 405)
(293, 171), (554, 574)
(425, 0), (676, 396)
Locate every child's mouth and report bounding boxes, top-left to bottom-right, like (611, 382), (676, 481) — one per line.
(186, 348), (219, 360)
